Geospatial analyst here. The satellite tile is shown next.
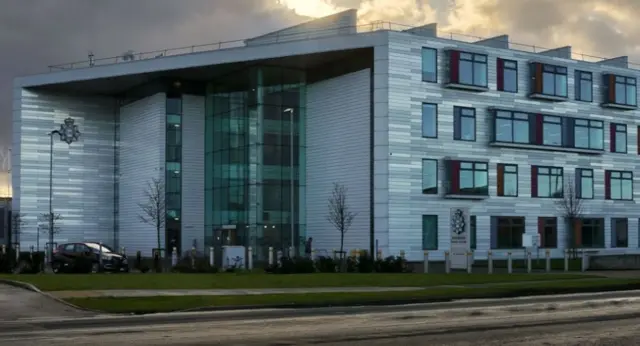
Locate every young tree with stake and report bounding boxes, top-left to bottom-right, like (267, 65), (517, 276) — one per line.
(555, 175), (583, 259)
(327, 182), (357, 261)
(138, 177), (166, 256)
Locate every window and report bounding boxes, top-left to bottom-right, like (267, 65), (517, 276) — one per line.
(454, 107), (476, 141)
(603, 74), (637, 107)
(606, 170), (633, 200)
(497, 58), (517, 93)
(470, 215), (476, 250)
(446, 160), (488, 196)
(538, 217), (558, 248)
(492, 216), (525, 249)
(497, 163), (518, 197)
(421, 159), (438, 194)
(575, 70), (593, 102)
(448, 50), (488, 88)
(577, 218), (605, 248)
(494, 110), (529, 143)
(610, 123), (627, 153)
(532, 166), (563, 198)
(422, 103), (437, 138)
(529, 62), (568, 98)
(573, 119), (604, 150)
(576, 168), (594, 199)
(612, 218), (628, 248)
(422, 48), (437, 83)
(422, 215), (438, 250)
(542, 115), (562, 146)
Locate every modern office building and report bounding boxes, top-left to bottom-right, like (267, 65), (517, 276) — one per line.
(11, 9), (640, 261)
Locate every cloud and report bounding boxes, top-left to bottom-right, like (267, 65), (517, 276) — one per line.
(3, 0), (640, 154)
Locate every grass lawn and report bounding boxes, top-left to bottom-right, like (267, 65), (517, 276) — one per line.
(0, 272), (598, 291)
(64, 278), (640, 314)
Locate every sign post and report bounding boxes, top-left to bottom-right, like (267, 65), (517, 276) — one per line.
(449, 208), (470, 270)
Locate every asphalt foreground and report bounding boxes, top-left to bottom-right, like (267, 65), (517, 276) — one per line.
(2, 291), (640, 345)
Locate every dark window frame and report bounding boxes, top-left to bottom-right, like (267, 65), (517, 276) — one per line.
(542, 115), (562, 147)
(494, 216), (526, 249)
(493, 110), (530, 144)
(613, 75), (637, 106)
(454, 106), (476, 142)
(579, 218), (605, 248)
(422, 47), (438, 83)
(574, 119), (604, 150)
(576, 168), (594, 200)
(498, 58), (518, 93)
(421, 159), (438, 195)
(497, 163), (518, 197)
(470, 215), (477, 250)
(611, 123), (627, 153)
(421, 103), (438, 138)
(458, 161), (488, 195)
(575, 70), (593, 102)
(534, 165), (564, 198)
(538, 217), (558, 248)
(422, 215), (438, 250)
(612, 218), (628, 248)
(534, 63), (568, 98)
(607, 170), (633, 201)
(457, 51), (488, 87)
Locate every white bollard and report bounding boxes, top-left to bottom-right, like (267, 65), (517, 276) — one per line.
(377, 249), (383, 261)
(247, 247), (253, 270)
(268, 247), (274, 266)
(121, 247), (126, 257)
(209, 246), (214, 267)
(545, 250), (551, 273)
(98, 241), (103, 271)
(507, 252), (513, 274)
(445, 251), (451, 274)
(423, 251), (429, 274)
(527, 251), (532, 273)
(29, 245), (34, 260)
(15, 244), (20, 263)
(466, 252), (472, 274)
(172, 247), (178, 266)
(564, 249), (569, 272)
(277, 250), (283, 267)
(488, 251), (493, 274)
(288, 246), (295, 258)
(0, 244), (5, 256)
(581, 250), (588, 272)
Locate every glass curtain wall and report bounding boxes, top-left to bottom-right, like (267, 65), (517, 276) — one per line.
(166, 94), (183, 255)
(205, 66), (306, 262)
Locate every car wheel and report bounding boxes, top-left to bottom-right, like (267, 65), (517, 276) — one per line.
(91, 263), (100, 273)
(52, 262), (61, 274)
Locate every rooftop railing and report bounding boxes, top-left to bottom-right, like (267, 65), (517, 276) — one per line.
(46, 21), (640, 72)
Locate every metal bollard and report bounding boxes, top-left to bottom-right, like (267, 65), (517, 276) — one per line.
(466, 251), (472, 274)
(545, 250), (551, 273)
(277, 250), (283, 267)
(527, 251), (532, 273)
(289, 246), (295, 259)
(487, 251), (493, 274)
(121, 247), (126, 257)
(564, 249), (569, 272)
(29, 245), (34, 261)
(507, 252), (513, 274)
(191, 246), (196, 268)
(423, 251), (429, 274)
(444, 251), (451, 274)
(15, 244), (20, 263)
(268, 247), (274, 266)
(209, 246), (215, 267)
(377, 249), (382, 261)
(98, 241), (103, 271)
(172, 247), (178, 266)
(581, 250), (588, 272)
(247, 247), (253, 270)
(0, 244), (5, 256)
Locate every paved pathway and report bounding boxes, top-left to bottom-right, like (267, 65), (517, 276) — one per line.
(0, 284), (95, 321)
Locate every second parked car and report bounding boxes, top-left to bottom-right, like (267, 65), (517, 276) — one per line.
(52, 242), (129, 273)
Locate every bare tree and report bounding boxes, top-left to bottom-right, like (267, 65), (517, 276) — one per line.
(555, 175), (583, 259)
(39, 212), (63, 261)
(10, 211), (27, 245)
(138, 177), (165, 255)
(327, 182), (357, 259)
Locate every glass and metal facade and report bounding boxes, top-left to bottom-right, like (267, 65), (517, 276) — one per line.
(166, 94), (183, 252)
(205, 66), (306, 261)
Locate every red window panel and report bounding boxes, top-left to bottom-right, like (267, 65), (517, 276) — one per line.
(449, 160), (461, 194)
(449, 50), (460, 84)
(610, 123), (617, 152)
(607, 74), (616, 104)
(604, 170), (612, 200)
(496, 58), (505, 91)
(573, 218), (582, 247)
(531, 166), (538, 197)
(532, 62), (543, 94)
(534, 114), (543, 145)
(537, 217), (545, 247)
(637, 126), (640, 154)
(496, 163), (505, 196)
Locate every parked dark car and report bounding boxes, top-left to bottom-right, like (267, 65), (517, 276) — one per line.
(52, 242), (129, 273)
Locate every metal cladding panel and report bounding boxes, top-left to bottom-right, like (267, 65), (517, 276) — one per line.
(306, 69), (372, 254)
(14, 89), (116, 249)
(385, 31), (640, 261)
(118, 93), (166, 256)
(181, 95), (205, 252)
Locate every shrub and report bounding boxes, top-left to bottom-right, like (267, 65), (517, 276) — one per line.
(315, 256), (337, 273)
(375, 256), (409, 273)
(172, 256), (218, 273)
(267, 256), (316, 274)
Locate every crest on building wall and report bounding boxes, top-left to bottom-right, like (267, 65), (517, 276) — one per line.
(450, 209), (466, 235)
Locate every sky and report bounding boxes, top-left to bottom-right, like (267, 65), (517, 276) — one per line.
(1, 0), (639, 182)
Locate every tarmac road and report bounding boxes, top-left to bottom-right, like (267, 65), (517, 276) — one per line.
(2, 292), (640, 345)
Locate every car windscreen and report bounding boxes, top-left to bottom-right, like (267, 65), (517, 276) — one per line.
(85, 243), (113, 253)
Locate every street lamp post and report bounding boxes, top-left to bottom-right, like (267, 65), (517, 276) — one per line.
(48, 118), (80, 266)
(283, 108), (295, 256)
